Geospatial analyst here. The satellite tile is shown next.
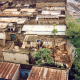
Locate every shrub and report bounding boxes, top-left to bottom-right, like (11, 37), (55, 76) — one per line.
(33, 48), (53, 66)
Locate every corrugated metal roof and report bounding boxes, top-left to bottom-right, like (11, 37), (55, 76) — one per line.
(20, 8), (36, 13)
(0, 62), (20, 79)
(41, 11), (61, 15)
(0, 17), (27, 24)
(23, 4), (30, 7)
(0, 23), (8, 29)
(22, 25), (66, 35)
(3, 9), (18, 12)
(42, 7), (65, 10)
(27, 66), (68, 80)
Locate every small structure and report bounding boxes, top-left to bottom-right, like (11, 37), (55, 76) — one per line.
(22, 25), (66, 35)
(27, 66), (69, 80)
(0, 23), (8, 46)
(0, 62), (20, 80)
(0, 8), (37, 17)
(22, 25), (66, 49)
(2, 41), (36, 64)
(0, 17), (27, 42)
(0, 1), (9, 11)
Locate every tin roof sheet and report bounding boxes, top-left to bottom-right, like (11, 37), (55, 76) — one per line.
(0, 23), (8, 28)
(3, 9), (18, 12)
(42, 7), (65, 11)
(41, 11), (61, 15)
(0, 62), (20, 79)
(0, 17), (27, 24)
(0, 1), (7, 4)
(16, 4), (22, 7)
(20, 8), (36, 12)
(22, 25), (66, 35)
(23, 4), (30, 7)
(27, 66), (68, 80)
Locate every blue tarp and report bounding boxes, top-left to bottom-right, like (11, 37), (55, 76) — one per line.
(20, 69), (30, 78)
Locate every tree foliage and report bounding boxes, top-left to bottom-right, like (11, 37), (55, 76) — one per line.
(65, 21), (80, 48)
(66, 20), (80, 80)
(52, 29), (58, 36)
(33, 48), (53, 66)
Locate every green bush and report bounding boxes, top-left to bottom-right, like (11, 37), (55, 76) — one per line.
(61, 66), (65, 69)
(66, 19), (80, 80)
(33, 48), (53, 66)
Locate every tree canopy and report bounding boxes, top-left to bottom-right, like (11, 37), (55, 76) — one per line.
(33, 48), (53, 66)
(66, 19), (80, 80)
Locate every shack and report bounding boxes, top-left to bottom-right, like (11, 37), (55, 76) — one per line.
(22, 25), (66, 49)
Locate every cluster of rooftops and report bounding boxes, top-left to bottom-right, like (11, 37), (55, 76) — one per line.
(0, 0), (75, 80)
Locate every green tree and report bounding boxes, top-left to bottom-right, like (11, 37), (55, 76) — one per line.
(53, 24), (57, 28)
(65, 25), (80, 48)
(33, 48), (53, 66)
(51, 25), (58, 65)
(66, 20), (80, 80)
(51, 28), (58, 48)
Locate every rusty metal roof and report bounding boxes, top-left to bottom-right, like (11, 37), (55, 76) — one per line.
(0, 62), (20, 79)
(27, 66), (68, 80)
(0, 23), (8, 29)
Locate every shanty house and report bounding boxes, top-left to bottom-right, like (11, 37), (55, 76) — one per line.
(22, 25), (66, 48)
(0, 1), (9, 11)
(0, 17), (27, 42)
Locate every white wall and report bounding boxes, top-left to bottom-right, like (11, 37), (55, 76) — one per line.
(3, 52), (29, 64)
(0, 32), (6, 39)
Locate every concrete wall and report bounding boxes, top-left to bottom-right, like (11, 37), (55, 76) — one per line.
(12, 68), (20, 80)
(67, 40), (76, 62)
(0, 32), (6, 39)
(3, 51), (29, 64)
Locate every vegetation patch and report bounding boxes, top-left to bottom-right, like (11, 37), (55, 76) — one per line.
(65, 18), (80, 80)
(75, 19), (80, 23)
(33, 48), (66, 69)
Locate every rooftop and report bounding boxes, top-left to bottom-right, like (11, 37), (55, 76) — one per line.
(0, 23), (8, 29)
(20, 8), (36, 13)
(0, 62), (20, 80)
(41, 11), (61, 15)
(0, 8), (34, 17)
(42, 7), (65, 11)
(22, 25), (66, 35)
(3, 9), (18, 12)
(27, 66), (69, 80)
(0, 17), (27, 24)
(0, 1), (8, 4)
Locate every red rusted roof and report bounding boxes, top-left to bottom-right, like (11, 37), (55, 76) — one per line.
(27, 66), (68, 80)
(0, 62), (20, 79)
